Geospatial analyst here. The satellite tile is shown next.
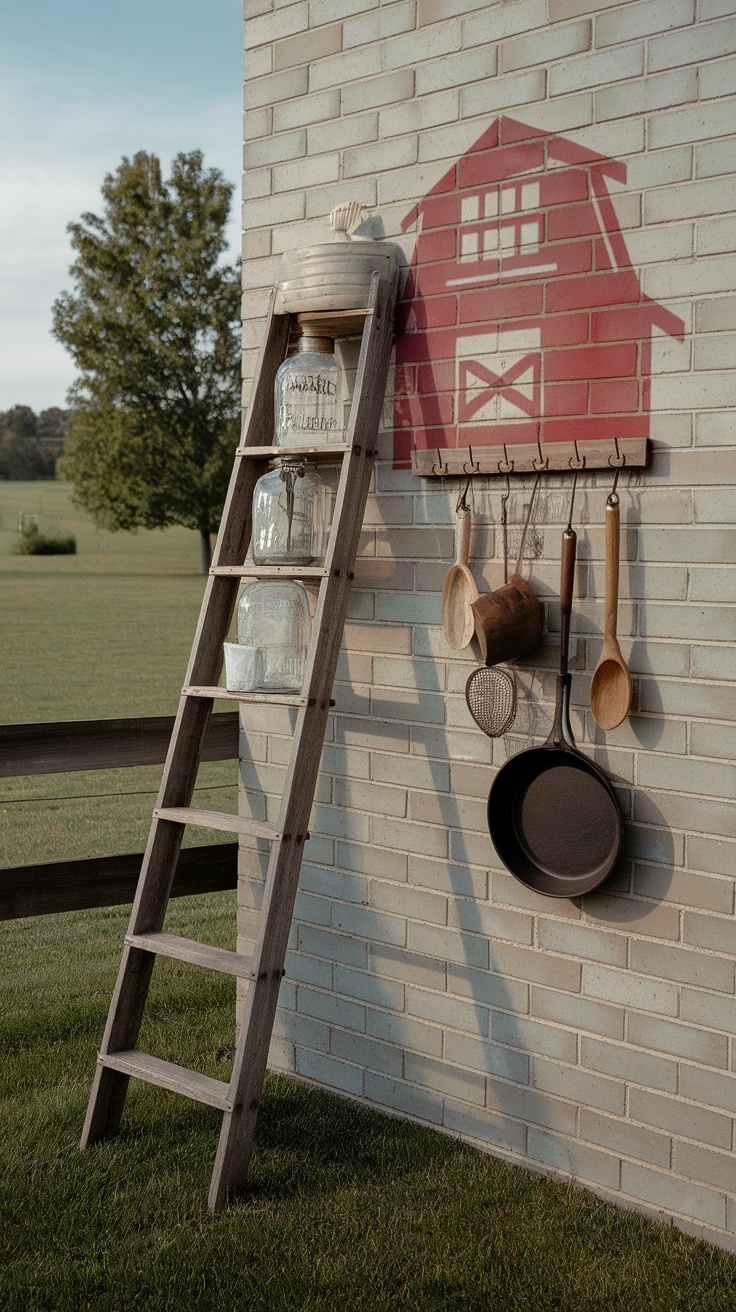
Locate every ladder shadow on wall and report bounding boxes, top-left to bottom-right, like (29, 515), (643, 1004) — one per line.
(403, 707), (537, 1153)
(232, 659), (678, 1173)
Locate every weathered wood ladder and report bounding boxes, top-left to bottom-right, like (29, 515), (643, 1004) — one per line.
(81, 268), (397, 1211)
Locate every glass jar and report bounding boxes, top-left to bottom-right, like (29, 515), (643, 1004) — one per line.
(237, 580), (311, 691)
(274, 331), (343, 445)
(252, 459), (326, 566)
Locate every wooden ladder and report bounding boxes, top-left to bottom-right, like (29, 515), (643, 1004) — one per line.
(81, 268), (397, 1211)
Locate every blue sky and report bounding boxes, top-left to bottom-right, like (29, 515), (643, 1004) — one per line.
(1, 0), (243, 411)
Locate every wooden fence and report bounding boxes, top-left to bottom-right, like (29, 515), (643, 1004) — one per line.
(0, 713), (239, 921)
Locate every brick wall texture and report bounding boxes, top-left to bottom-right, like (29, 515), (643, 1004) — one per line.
(239, 0), (736, 1253)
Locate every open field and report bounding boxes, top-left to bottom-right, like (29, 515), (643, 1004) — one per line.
(1, 480), (211, 722)
(0, 481), (237, 867)
(2, 482), (736, 1308)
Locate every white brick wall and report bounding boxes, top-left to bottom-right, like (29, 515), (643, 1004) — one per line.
(240, 0), (736, 1254)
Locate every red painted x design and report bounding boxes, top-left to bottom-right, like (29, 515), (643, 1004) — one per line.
(458, 352), (541, 422)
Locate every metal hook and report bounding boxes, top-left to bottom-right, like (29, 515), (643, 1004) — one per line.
(501, 473), (511, 519)
(456, 474), (473, 515)
(500, 474), (511, 584)
(533, 434), (549, 471)
(607, 435), (626, 469)
(462, 444), (480, 476)
(431, 447), (448, 476)
(566, 468), (578, 532)
(569, 439), (586, 471)
(607, 436), (626, 498)
(497, 443), (514, 475)
(514, 471), (542, 577)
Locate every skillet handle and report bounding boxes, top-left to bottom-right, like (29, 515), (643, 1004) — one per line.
(561, 671), (576, 749)
(559, 527), (577, 679)
(548, 673), (573, 748)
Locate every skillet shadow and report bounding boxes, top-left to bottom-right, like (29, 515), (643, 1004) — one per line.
(581, 788), (677, 920)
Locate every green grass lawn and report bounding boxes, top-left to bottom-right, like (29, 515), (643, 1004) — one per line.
(2, 483), (736, 1309)
(0, 480), (209, 723)
(3, 899), (736, 1312)
(1, 897), (734, 1306)
(0, 482), (237, 867)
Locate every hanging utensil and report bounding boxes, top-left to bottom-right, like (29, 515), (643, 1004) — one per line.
(471, 473), (544, 666)
(442, 478), (479, 650)
(590, 481), (632, 731)
(466, 665), (516, 738)
(486, 493), (623, 899)
(465, 476), (516, 738)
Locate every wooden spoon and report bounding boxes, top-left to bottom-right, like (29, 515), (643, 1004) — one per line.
(442, 506), (478, 649)
(590, 492), (633, 730)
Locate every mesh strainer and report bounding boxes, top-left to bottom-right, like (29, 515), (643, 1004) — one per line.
(465, 476), (522, 739)
(465, 664), (516, 737)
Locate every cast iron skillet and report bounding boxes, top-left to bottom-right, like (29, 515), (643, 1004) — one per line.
(487, 526), (623, 899)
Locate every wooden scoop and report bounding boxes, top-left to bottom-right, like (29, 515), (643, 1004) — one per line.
(590, 493), (632, 730)
(442, 506), (478, 649)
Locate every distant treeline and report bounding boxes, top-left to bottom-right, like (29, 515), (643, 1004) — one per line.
(0, 406), (69, 479)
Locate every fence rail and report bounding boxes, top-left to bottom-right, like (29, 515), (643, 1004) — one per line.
(0, 711), (239, 777)
(0, 712), (240, 920)
(0, 844), (238, 921)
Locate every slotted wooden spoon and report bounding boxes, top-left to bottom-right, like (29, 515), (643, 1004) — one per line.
(590, 492), (633, 730)
(442, 504), (478, 649)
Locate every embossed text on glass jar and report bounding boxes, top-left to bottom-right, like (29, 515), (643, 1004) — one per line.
(275, 332), (343, 446)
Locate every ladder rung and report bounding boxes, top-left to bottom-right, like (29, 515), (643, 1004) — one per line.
(183, 685), (307, 706)
(210, 565), (329, 579)
(125, 931), (256, 978)
(100, 1050), (232, 1111)
(236, 444), (351, 459)
(154, 806), (280, 840)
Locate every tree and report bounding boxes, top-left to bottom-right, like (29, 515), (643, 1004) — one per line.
(36, 407), (69, 467)
(0, 405), (68, 479)
(52, 151), (241, 572)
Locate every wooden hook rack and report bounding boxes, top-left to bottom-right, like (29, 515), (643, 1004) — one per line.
(411, 437), (648, 478)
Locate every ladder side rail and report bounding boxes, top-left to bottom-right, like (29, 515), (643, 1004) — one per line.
(131, 297), (291, 925)
(212, 293), (290, 569)
(208, 271), (397, 1210)
(81, 297), (291, 1149)
(278, 271), (392, 825)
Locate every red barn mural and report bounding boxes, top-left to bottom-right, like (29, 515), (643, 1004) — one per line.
(393, 116), (685, 469)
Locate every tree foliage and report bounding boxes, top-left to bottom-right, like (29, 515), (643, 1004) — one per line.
(52, 151), (241, 570)
(0, 406), (68, 479)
